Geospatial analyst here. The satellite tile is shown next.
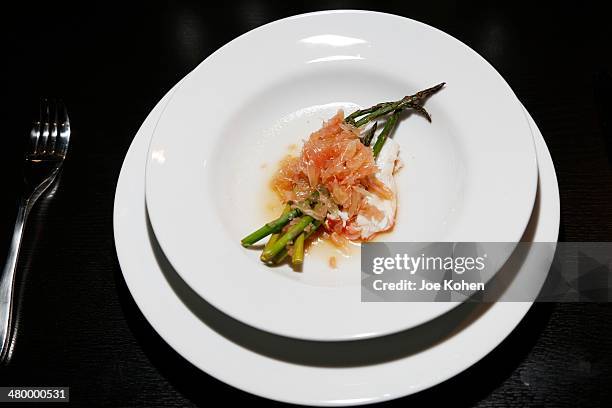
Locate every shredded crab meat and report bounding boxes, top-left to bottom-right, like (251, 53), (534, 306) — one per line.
(271, 110), (399, 241)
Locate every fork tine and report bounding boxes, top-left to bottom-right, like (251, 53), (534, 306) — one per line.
(37, 99), (50, 155)
(47, 100), (58, 155)
(55, 101), (70, 158)
(29, 117), (41, 156)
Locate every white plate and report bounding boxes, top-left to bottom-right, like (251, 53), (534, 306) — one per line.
(145, 11), (538, 341)
(114, 83), (559, 405)
(115, 80), (558, 405)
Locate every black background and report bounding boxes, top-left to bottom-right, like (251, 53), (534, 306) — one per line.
(1, 1), (612, 406)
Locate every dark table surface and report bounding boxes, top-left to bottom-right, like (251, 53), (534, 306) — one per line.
(1, 1), (612, 407)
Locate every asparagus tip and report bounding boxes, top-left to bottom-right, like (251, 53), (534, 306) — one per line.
(410, 103), (432, 122)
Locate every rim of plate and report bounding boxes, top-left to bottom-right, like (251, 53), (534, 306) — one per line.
(144, 10), (538, 341)
(114, 77), (559, 405)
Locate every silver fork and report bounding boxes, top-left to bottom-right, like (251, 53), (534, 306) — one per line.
(0, 100), (71, 362)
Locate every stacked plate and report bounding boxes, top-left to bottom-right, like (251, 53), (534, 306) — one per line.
(113, 10), (559, 406)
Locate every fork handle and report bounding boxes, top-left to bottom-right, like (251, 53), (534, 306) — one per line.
(0, 200), (30, 361)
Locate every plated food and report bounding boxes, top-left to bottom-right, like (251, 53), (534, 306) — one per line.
(241, 83), (445, 268)
(145, 10), (538, 341)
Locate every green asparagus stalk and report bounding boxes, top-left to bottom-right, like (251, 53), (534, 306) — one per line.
(261, 215), (314, 262)
(260, 204), (290, 259)
(372, 111), (400, 159)
(345, 102), (394, 125)
(241, 207), (301, 247)
(353, 98), (418, 127)
(292, 232), (305, 266)
(273, 220), (323, 263)
(351, 82), (444, 128)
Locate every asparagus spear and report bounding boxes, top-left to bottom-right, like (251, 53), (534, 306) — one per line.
(261, 215), (314, 262)
(345, 101), (394, 125)
(242, 190), (325, 247)
(291, 232), (305, 266)
(350, 82), (444, 128)
(273, 220), (323, 264)
(372, 111), (400, 159)
(241, 208), (301, 247)
(260, 204), (290, 259)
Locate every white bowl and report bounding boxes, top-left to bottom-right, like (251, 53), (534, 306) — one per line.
(145, 11), (537, 341)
